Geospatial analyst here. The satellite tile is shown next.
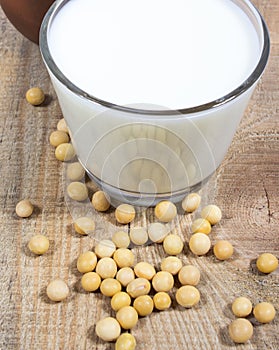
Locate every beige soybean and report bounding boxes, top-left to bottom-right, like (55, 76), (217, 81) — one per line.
(28, 235), (49, 255)
(154, 200), (177, 222)
(115, 333), (136, 350)
(213, 240), (234, 260)
(92, 191), (110, 212)
(46, 279), (69, 302)
(148, 223), (168, 243)
(191, 218), (211, 234)
(126, 278), (151, 298)
(115, 204), (136, 224)
(133, 295), (154, 316)
(111, 292), (131, 311)
(116, 306), (138, 329)
(178, 265), (201, 286)
(57, 118), (69, 134)
(201, 204), (222, 225)
(100, 278), (122, 297)
(74, 217), (95, 235)
(182, 193), (201, 213)
(81, 272), (101, 292)
(176, 285), (200, 308)
(77, 251), (97, 273)
(112, 231), (130, 248)
(160, 256), (182, 275)
(94, 239), (116, 258)
(26, 87), (45, 105)
(232, 297), (253, 317)
(113, 248), (135, 268)
(134, 262), (156, 280)
(49, 130), (69, 147)
(189, 233), (211, 255)
(129, 227), (148, 245)
(67, 162), (85, 181)
(229, 318), (253, 343)
(163, 234), (184, 255)
(96, 257), (117, 279)
(253, 302), (276, 323)
(153, 292), (171, 311)
(152, 271), (174, 292)
(116, 267), (135, 287)
(67, 182), (88, 201)
(95, 317), (121, 342)
(55, 143), (75, 161)
(16, 199), (34, 218)
(256, 253), (278, 273)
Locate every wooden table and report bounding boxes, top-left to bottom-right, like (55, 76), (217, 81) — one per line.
(0, 2), (278, 349)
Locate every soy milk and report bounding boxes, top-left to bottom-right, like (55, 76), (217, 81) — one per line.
(44, 0), (264, 202)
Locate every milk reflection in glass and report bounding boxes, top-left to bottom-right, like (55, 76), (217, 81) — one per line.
(47, 0), (261, 195)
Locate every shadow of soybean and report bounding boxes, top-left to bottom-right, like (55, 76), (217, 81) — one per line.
(70, 257), (80, 277)
(40, 93), (52, 106)
(223, 302), (234, 320)
(219, 325), (235, 347)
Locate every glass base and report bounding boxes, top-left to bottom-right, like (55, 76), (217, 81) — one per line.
(85, 165), (214, 207)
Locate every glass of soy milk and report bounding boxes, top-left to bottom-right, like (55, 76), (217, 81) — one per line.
(40, 0), (269, 205)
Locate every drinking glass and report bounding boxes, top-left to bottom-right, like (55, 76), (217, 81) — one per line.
(40, 0), (269, 206)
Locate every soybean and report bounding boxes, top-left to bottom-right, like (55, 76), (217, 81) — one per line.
(95, 239), (116, 258)
(160, 256), (182, 275)
(96, 257), (117, 279)
(46, 279), (69, 302)
(182, 193), (201, 213)
(153, 292), (171, 311)
(116, 306), (138, 329)
(112, 231), (130, 248)
(201, 204), (222, 225)
(256, 253), (278, 273)
(253, 302), (276, 323)
(100, 278), (122, 297)
(55, 143), (75, 161)
(16, 199), (34, 218)
(129, 227), (148, 246)
(67, 182), (88, 201)
(228, 318), (253, 343)
(81, 272), (101, 292)
(74, 217), (95, 235)
(26, 87), (45, 105)
(113, 248), (135, 268)
(77, 251), (97, 273)
(92, 191), (110, 212)
(148, 223), (168, 243)
(95, 317), (121, 342)
(115, 204), (136, 224)
(189, 233), (211, 256)
(115, 333), (136, 350)
(67, 162), (85, 181)
(175, 285), (200, 308)
(154, 200), (177, 222)
(163, 234), (184, 255)
(133, 295), (154, 316)
(28, 235), (49, 255)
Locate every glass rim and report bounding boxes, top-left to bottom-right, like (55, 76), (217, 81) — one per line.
(40, 0), (270, 116)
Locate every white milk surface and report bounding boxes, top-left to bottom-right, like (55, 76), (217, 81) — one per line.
(49, 0), (260, 109)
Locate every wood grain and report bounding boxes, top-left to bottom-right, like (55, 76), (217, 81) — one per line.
(0, 2), (278, 349)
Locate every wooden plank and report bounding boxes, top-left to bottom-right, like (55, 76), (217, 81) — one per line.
(0, 1), (278, 349)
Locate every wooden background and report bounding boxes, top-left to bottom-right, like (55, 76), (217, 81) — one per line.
(0, 1), (278, 349)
